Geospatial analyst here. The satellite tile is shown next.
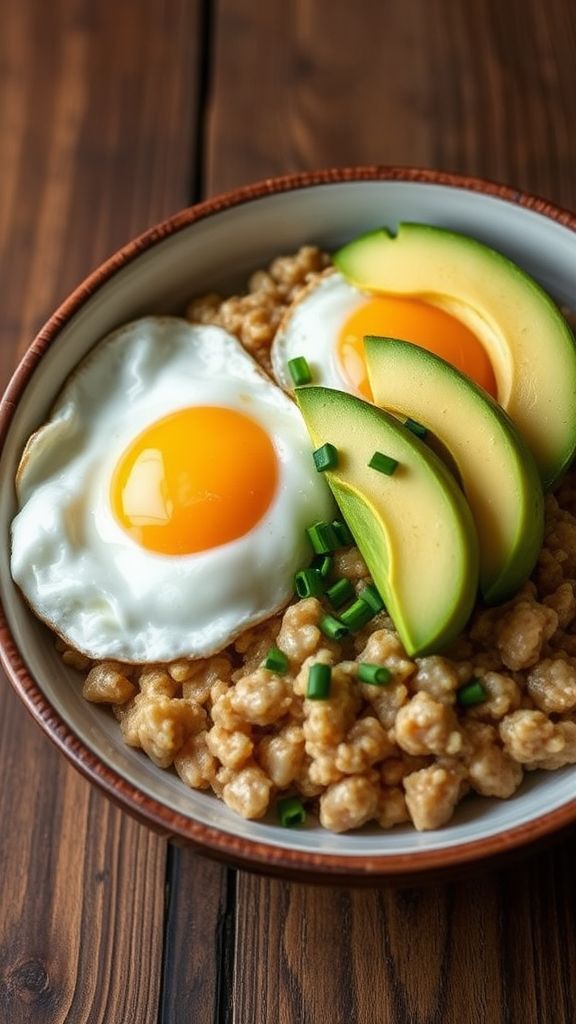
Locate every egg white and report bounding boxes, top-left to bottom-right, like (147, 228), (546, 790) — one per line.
(11, 318), (335, 663)
(271, 271), (368, 394)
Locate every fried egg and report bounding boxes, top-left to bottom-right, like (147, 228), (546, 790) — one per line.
(271, 271), (497, 399)
(11, 318), (335, 663)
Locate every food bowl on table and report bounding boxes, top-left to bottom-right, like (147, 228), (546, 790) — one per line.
(1, 167), (575, 885)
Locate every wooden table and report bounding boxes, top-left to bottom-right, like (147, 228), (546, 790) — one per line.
(1, 2), (575, 1020)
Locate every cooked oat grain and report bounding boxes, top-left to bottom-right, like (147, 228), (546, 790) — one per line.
(72, 249), (576, 832)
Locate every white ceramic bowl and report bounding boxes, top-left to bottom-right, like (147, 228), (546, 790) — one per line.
(1, 168), (575, 883)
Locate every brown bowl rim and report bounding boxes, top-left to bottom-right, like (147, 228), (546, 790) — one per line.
(1, 165), (576, 882)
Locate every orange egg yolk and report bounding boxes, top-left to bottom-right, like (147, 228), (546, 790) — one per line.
(111, 406), (278, 555)
(337, 295), (497, 399)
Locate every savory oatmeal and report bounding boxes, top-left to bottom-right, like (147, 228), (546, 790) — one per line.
(56, 248), (576, 833)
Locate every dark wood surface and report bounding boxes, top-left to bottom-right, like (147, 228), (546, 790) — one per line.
(1, 1), (576, 1021)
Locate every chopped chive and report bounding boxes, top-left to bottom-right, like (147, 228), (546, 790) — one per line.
(288, 356), (312, 387)
(306, 520), (340, 554)
(295, 567), (325, 598)
(320, 614), (349, 640)
(307, 662), (332, 699)
(311, 553), (333, 579)
(405, 417), (428, 439)
(313, 443), (339, 472)
(359, 583), (386, 614)
(358, 663), (392, 686)
(264, 646), (289, 674)
(332, 519), (354, 546)
(326, 578), (355, 609)
(277, 795), (307, 827)
(369, 451), (399, 476)
(340, 599), (374, 631)
(457, 678), (487, 707)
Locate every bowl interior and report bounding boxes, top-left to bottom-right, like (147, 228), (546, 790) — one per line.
(1, 177), (575, 860)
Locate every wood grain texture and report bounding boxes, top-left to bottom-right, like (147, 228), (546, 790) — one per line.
(160, 853), (236, 1024)
(206, 0), (576, 212)
(232, 837), (576, 1024)
(204, 1), (576, 1021)
(0, 2), (228, 1021)
(0, 0), (202, 366)
(0, 759), (165, 1023)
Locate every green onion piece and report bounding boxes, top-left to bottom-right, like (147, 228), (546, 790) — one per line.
(369, 451), (399, 476)
(359, 583), (386, 614)
(457, 678), (487, 707)
(307, 662), (332, 699)
(295, 567), (325, 598)
(332, 519), (354, 546)
(340, 599), (374, 631)
(264, 646), (289, 674)
(358, 662), (392, 686)
(311, 553), (333, 579)
(405, 417), (428, 439)
(320, 614), (349, 640)
(306, 520), (340, 554)
(288, 356), (312, 387)
(313, 443), (339, 472)
(277, 795), (307, 827)
(326, 578), (355, 609)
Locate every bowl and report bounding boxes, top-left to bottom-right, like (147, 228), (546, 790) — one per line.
(1, 167), (575, 885)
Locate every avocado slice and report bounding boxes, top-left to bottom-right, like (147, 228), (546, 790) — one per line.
(334, 224), (576, 489)
(296, 386), (479, 657)
(364, 338), (544, 604)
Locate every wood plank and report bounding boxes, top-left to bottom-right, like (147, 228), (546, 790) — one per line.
(206, 0), (576, 211)
(0, 740), (166, 1023)
(159, 853), (236, 1024)
(0, 0), (202, 364)
(233, 838), (576, 1024)
(0, 2), (229, 1022)
(203, 1), (576, 1021)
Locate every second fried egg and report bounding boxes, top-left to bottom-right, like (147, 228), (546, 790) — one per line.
(271, 271), (497, 399)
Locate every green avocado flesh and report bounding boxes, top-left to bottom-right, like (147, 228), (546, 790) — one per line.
(334, 223), (576, 489)
(296, 386), (479, 657)
(364, 338), (545, 604)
